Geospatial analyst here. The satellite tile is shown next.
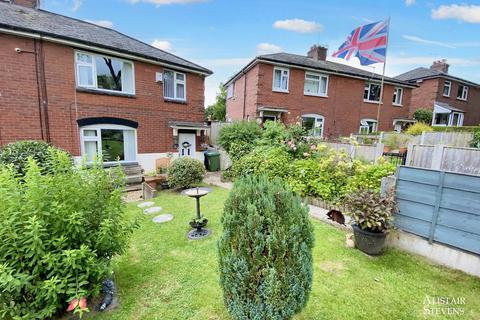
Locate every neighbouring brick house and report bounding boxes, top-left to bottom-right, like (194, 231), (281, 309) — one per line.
(395, 60), (480, 127)
(225, 45), (416, 138)
(0, 0), (212, 172)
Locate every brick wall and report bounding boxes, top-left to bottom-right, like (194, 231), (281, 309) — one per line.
(0, 33), (206, 157)
(226, 62), (412, 137)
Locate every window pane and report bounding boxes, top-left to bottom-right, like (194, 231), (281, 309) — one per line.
(101, 129), (124, 161)
(273, 69), (282, 88)
(84, 141), (98, 162)
(302, 117), (315, 132)
(443, 82), (450, 95)
(83, 129), (97, 137)
(368, 84), (381, 101)
(304, 79), (319, 94)
(364, 84), (369, 100)
(96, 56), (123, 91)
(320, 77), (327, 94)
(77, 53), (93, 64)
(227, 84), (234, 98)
(164, 71), (174, 98)
(434, 113), (449, 125)
(78, 65), (94, 86)
(281, 75), (288, 90)
(176, 83), (185, 99)
(306, 74), (319, 80)
(176, 73), (185, 81)
(452, 113), (460, 126)
(122, 62), (134, 93)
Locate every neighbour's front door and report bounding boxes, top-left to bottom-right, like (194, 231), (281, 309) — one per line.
(178, 133), (196, 158)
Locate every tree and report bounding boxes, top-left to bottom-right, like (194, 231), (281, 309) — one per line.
(413, 108), (433, 124)
(205, 83), (226, 121)
(218, 175), (314, 320)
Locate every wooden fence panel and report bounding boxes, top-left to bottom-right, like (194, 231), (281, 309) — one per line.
(421, 132), (473, 147)
(395, 166), (480, 255)
(441, 147), (480, 175)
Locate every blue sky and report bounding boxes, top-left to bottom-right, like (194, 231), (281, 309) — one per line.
(43, 0), (480, 106)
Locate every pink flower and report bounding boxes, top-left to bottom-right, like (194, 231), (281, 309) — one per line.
(67, 299), (78, 312)
(303, 152), (310, 157)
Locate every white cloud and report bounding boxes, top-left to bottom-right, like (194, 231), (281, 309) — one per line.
(405, 0), (415, 6)
(72, 0), (82, 11)
(273, 19), (323, 33)
(256, 43), (283, 55)
(432, 4), (480, 24)
(128, 0), (208, 5)
(151, 39), (172, 51)
(402, 35), (456, 48)
(85, 20), (114, 28)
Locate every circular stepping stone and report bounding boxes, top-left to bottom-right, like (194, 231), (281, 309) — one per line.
(137, 201), (154, 208)
(144, 207), (162, 215)
(152, 214), (174, 224)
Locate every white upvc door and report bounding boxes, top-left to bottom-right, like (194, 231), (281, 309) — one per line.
(178, 133), (196, 158)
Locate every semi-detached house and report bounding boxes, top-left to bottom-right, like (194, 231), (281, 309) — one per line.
(0, 0), (212, 172)
(225, 45), (416, 138)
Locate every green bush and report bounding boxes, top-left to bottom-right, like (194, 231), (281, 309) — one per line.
(218, 121), (263, 154)
(412, 108), (433, 124)
(471, 128), (480, 148)
(218, 175), (314, 320)
(0, 152), (137, 319)
(432, 126), (480, 133)
(167, 157), (205, 189)
(343, 158), (396, 195)
(0, 140), (72, 177)
(405, 122), (434, 136)
(231, 146), (292, 179)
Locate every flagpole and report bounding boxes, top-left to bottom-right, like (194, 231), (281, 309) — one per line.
(375, 17), (390, 132)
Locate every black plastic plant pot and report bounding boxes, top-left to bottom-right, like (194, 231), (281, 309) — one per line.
(352, 224), (387, 256)
(190, 218), (208, 231)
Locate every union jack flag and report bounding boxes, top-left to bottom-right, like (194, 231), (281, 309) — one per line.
(332, 20), (389, 66)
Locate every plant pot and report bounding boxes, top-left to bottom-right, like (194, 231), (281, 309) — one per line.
(383, 146), (391, 153)
(190, 218), (208, 231)
(398, 147), (407, 154)
(352, 224), (386, 256)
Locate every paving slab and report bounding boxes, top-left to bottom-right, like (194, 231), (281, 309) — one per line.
(152, 214), (174, 223)
(144, 207), (162, 214)
(137, 201), (154, 208)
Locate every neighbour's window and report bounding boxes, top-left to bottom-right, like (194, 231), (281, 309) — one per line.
(433, 113), (449, 126)
(443, 81), (451, 97)
(359, 119), (377, 134)
(451, 112), (463, 126)
(393, 87), (403, 105)
(364, 83), (381, 102)
(304, 72), (328, 96)
(75, 51), (134, 94)
(272, 67), (289, 92)
(227, 83), (234, 99)
(457, 84), (468, 100)
(164, 70), (186, 100)
(301, 114), (324, 137)
(80, 125), (136, 162)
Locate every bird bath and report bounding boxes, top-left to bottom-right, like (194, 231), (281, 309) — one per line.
(182, 187), (212, 240)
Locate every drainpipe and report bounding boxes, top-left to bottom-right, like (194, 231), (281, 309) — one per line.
(34, 38), (51, 143)
(242, 71), (247, 120)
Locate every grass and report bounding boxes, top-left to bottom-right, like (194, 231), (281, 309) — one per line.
(94, 186), (480, 320)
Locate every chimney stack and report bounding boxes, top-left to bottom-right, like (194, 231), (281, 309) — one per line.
(307, 45), (327, 61)
(430, 59), (449, 74)
(9, 0), (40, 9)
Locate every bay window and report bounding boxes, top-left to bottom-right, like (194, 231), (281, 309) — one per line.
(80, 124), (137, 163)
(272, 67), (289, 92)
(304, 72), (328, 96)
(301, 114), (324, 137)
(364, 83), (381, 102)
(164, 70), (186, 101)
(75, 51), (134, 94)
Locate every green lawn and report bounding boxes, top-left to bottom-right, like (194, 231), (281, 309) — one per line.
(94, 186), (480, 320)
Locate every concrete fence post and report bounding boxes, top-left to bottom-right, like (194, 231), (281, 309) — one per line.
(375, 142), (385, 162)
(431, 144), (445, 170)
(420, 131), (426, 145)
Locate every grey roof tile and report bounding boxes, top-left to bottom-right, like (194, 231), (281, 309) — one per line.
(0, 2), (212, 74)
(395, 67), (479, 87)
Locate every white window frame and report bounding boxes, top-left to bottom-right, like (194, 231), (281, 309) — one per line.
(392, 87), (403, 106)
(359, 118), (378, 134)
(164, 70), (187, 101)
(443, 81), (451, 97)
(75, 50), (135, 95)
(448, 112), (464, 127)
(457, 84), (468, 101)
(80, 124), (138, 164)
(272, 66), (289, 93)
(227, 83), (234, 99)
(304, 72), (329, 97)
(301, 114), (325, 138)
(364, 83), (381, 103)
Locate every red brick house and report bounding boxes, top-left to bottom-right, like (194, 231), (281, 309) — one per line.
(395, 60), (480, 127)
(0, 0), (212, 172)
(225, 45), (416, 138)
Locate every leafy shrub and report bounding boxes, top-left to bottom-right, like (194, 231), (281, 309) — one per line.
(344, 190), (397, 232)
(471, 128), (480, 148)
(413, 108), (433, 124)
(167, 157), (205, 189)
(432, 126), (480, 133)
(0, 152), (137, 319)
(231, 146), (292, 179)
(344, 158), (396, 194)
(218, 121), (263, 154)
(0, 140), (72, 177)
(405, 122), (434, 136)
(218, 175), (314, 320)
(383, 134), (412, 149)
(257, 121), (289, 146)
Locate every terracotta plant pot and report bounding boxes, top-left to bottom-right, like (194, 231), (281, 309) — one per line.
(398, 147), (407, 154)
(383, 146), (391, 153)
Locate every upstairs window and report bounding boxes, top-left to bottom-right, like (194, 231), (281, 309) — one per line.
(364, 83), (381, 102)
(75, 51), (134, 94)
(272, 67), (289, 92)
(227, 83), (234, 99)
(457, 84), (468, 101)
(164, 70), (186, 101)
(443, 81), (451, 97)
(359, 119), (377, 134)
(393, 87), (403, 106)
(304, 72), (328, 96)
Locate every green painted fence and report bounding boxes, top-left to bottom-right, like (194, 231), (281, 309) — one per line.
(395, 166), (480, 255)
